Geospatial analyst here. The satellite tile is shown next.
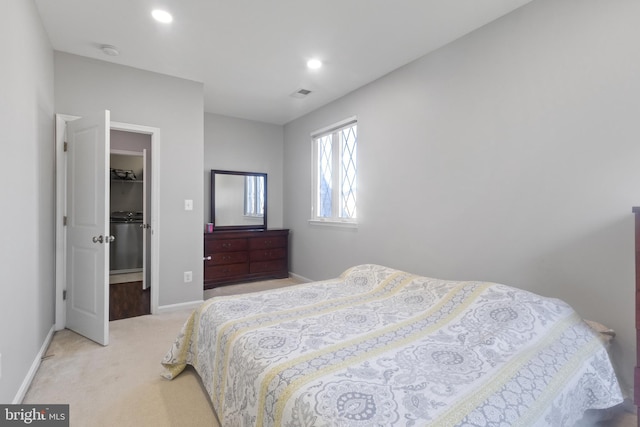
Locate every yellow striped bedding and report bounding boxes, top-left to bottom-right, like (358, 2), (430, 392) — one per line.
(161, 264), (623, 426)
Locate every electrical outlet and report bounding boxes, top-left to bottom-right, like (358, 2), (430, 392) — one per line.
(184, 199), (193, 211)
(184, 271), (193, 283)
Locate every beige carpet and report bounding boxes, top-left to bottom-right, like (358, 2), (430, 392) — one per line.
(23, 277), (636, 427)
(203, 277), (302, 299)
(23, 278), (301, 427)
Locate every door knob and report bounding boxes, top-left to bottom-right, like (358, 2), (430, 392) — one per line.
(106, 235), (115, 243)
(92, 235), (104, 243)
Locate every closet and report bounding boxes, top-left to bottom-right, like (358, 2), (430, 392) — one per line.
(109, 130), (151, 320)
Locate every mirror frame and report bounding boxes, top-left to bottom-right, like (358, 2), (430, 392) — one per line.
(210, 169), (267, 231)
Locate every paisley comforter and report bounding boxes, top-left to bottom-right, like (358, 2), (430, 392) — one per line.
(161, 264), (623, 426)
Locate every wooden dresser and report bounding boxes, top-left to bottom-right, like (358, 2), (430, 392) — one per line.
(633, 208), (640, 411)
(204, 229), (289, 289)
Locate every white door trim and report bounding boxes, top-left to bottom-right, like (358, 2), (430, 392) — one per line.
(55, 115), (161, 330)
(55, 114), (78, 331)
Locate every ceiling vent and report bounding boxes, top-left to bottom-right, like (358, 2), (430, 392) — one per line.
(290, 88), (312, 99)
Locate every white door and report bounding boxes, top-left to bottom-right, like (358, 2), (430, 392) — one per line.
(142, 148), (150, 290)
(65, 110), (111, 346)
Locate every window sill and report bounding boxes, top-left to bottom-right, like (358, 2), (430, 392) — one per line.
(308, 219), (358, 229)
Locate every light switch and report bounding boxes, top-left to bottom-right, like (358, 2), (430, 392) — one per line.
(184, 199), (193, 211)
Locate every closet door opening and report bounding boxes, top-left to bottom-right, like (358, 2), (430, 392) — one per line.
(109, 130), (152, 320)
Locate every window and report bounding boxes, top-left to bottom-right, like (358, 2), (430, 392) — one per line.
(244, 175), (265, 217)
(311, 118), (357, 225)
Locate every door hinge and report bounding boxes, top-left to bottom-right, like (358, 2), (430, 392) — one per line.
(63, 290), (67, 300)
(63, 141), (68, 152)
(63, 216), (67, 226)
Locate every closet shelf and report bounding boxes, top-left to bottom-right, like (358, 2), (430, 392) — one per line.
(111, 179), (143, 183)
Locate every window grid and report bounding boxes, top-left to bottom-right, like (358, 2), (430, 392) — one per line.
(340, 125), (357, 219)
(318, 135), (333, 218)
(312, 119), (357, 223)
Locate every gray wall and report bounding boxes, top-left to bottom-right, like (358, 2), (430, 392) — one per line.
(112, 129), (152, 153)
(204, 113), (284, 229)
(55, 52), (204, 307)
(283, 0), (640, 397)
(0, 0), (55, 403)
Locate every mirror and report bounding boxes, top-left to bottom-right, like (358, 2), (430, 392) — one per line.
(210, 170), (267, 230)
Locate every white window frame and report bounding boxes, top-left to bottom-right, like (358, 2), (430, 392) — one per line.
(309, 117), (358, 228)
(244, 175), (265, 218)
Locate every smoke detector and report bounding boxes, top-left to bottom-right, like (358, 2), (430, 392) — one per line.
(100, 44), (119, 56)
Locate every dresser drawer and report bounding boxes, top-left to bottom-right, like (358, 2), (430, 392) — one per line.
(249, 236), (286, 250)
(209, 251), (248, 265)
(250, 247), (286, 262)
(250, 259), (287, 274)
(205, 238), (248, 253)
(206, 263), (249, 279)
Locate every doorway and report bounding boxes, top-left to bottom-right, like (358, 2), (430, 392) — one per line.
(109, 130), (151, 320)
(54, 114), (161, 338)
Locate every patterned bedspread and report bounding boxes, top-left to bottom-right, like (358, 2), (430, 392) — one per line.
(161, 264), (623, 426)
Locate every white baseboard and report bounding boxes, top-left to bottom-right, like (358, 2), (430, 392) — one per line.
(289, 272), (311, 283)
(621, 396), (636, 414)
(157, 300), (203, 313)
(13, 325), (55, 404)
(159, 273), (309, 313)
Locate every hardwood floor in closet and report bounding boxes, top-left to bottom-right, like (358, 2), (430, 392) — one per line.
(109, 281), (150, 321)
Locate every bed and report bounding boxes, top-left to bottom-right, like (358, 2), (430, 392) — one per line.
(161, 264), (623, 426)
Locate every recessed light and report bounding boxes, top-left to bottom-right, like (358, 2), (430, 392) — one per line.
(307, 59), (322, 70)
(152, 9), (173, 23)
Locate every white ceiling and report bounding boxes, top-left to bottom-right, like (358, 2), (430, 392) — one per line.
(35, 0), (533, 125)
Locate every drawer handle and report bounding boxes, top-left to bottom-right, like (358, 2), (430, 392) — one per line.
(222, 243), (232, 248)
(222, 255), (230, 261)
